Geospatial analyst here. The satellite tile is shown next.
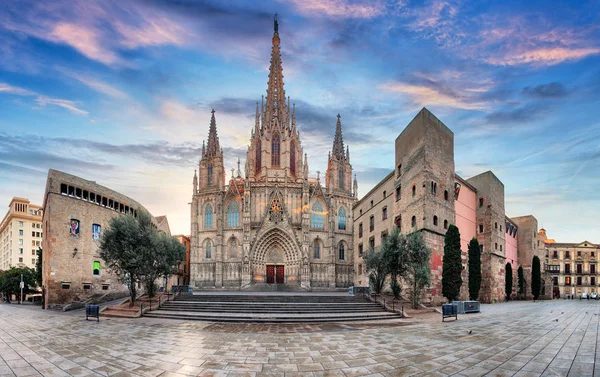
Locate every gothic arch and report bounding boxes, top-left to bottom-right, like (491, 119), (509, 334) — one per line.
(251, 227), (301, 265)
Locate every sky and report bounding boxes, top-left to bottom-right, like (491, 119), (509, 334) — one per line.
(0, 0), (599, 243)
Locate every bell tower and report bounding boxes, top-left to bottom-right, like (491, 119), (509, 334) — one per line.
(198, 109), (225, 191)
(326, 114), (353, 194)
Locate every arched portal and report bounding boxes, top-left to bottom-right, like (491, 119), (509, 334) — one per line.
(251, 227), (301, 285)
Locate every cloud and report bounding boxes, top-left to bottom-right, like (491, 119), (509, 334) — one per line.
(50, 22), (120, 65)
(285, 0), (386, 18)
(488, 47), (600, 66)
(522, 83), (568, 98)
(59, 69), (129, 99)
(0, 82), (89, 116)
(484, 105), (544, 125)
(379, 81), (488, 110)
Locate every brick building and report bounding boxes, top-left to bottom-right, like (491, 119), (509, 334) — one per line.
(0, 197), (43, 271)
(41, 169), (170, 309)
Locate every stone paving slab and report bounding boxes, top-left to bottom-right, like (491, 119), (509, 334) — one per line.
(1, 300), (600, 377)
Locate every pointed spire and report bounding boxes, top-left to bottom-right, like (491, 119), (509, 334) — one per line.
(206, 109), (220, 156)
(303, 153), (308, 180)
(193, 169), (198, 194)
(237, 158), (242, 177)
(265, 14), (287, 125)
(291, 103), (296, 132)
(346, 145), (350, 162)
(353, 174), (358, 198)
(255, 102), (260, 135)
(332, 114), (345, 160)
(202, 140), (206, 156)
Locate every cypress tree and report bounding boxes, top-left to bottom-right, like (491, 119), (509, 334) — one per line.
(517, 265), (525, 295)
(468, 238), (481, 301)
(442, 224), (463, 302)
(532, 256), (541, 300)
(505, 262), (513, 301)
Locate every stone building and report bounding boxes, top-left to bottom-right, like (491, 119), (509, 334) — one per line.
(41, 169), (170, 308)
(175, 235), (191, 286)
(0, 197), (43, 271)
(190, 18), (356, 290)
(542, 230), (598, 298)
(353, 172), (395, 286)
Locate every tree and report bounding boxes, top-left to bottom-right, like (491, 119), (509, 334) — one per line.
(442, 224), (463, 302)
(505, 262), (513, 301)
(532, 256), (541, 300)
(141, 232), (185, 298)
(406, 231), (431, 309)
(364, 244), (388, 294)
(0, 267), (36, 301)
(35, 247), (43, 287)
(468, 238), (481, 301)
(517, 265), (525, 296)
(382, 227), (409, 299)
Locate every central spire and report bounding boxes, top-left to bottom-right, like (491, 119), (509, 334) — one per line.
(332, 114), (345, 160)
(206, 109), (220, 156)
(265, 13), (287, 125)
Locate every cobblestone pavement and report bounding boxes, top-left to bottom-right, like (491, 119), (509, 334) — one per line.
(0, 300), (598, 377)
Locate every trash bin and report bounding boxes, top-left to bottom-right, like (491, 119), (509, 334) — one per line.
(86, 304), (100, 322)
(442, 303), (458, 322)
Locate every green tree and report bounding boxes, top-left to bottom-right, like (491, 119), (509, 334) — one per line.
(0, 267), (36, 301)
(141, 232), (185, 298)
(442, 224), (463, 302)
(382, 227), (409, 299)
(35, 247), (43, 287)
(406, 231), (431, 309)
(364, 244), (388, 294)
(505, 262), (513, 301)
(517, 265), (525, 296)
(467, 238), (481, 301)
(532, 256), (541, 300)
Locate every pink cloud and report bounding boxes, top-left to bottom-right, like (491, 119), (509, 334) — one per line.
(487, 47), (600, 66)
(0, 82), (89, 116)
(50, 22), (120, 65)
(286, 0), (385, 18)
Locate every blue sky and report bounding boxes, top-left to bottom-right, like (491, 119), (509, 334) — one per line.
(0, 0), (598, 242)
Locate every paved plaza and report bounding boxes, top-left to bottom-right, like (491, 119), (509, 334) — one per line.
(0, 300), (598, 377)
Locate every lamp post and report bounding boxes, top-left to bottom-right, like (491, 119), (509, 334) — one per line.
(20, 274), (24, 305)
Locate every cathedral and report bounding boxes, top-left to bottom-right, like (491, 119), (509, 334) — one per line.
(190, 17), (357, 290)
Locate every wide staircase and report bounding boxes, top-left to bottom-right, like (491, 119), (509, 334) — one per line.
(143, 294), (401, 323)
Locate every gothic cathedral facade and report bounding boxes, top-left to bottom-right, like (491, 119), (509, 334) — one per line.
(190, 18), (357, 290)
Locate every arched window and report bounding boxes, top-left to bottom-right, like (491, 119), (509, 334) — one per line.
(255, 139), (262, 174)
(433, 215), (438, 226)
(338, 242), (345, 260)
(230, 238), (237, 259)
(412, 185), (416, 197)
(338, 167), (344, 189)
(290, 140), (296, 176)
(313, 239), (321, 259)
(227, 201), (239, 227)
(444, 190), (449, 201)
(311, 201), (324, 229)
(207, 164), (213, 185)
(338, 207), (347, 230)
(444, 219), (448, 229)
(205, 239), (212, 259)
(411, 216), (416, 228)
(204, 204), (213, 228)
(271, 133), (280, 167)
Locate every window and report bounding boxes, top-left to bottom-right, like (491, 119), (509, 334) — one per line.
(397, 164), (402, 177)
(412, 185), (416, 197)
(32, 250), (35, 255)
(70, 219), (80, 237)
(577, 264), (582, 274)
(271, 133), (280, 167)
(230, 238), (237, 259)
(68, 186), (75, 196)
(395, 186), (401, 201)
(359, 223), (363, 238)
(565, 276), (571, 285)
(553, 250), (558, 258)
(19, 248), (23, 254)
(102, 285), (109, 291)
(369, 237), (375, 250)
(227, 201), (240, 227)
(18, 221), (23, 227)
(433, 216), (438, 226)
(500, 245), (503, 252)
(479, 224), (484, 233)
(500, 225), (502, 231)
(339, 167), (344, 189)
(495, 243), (498, 250)
(61, 283), (70, 290)
(381, 230), (388, 240)
(83, 190), (88, 200)
(370, 200), (373, 208)
(19, 257), (23, 263)
(444, 190), (448, 201)
(382, 207), (387, 221)
(358, 243), (363, 257)
(411, 216), (416, 228)
(480, 245), (484, 253)
(359, 209), (362, 216)
(313, 240), (321, 259)
(338, 207), (347, 230)
(591, 265), (596, 274)
(290, 140), (296, 176)
(204, 204), (213, 228)
(369, 215), (374, 232)
(60, 184), (68, 194)
(207, 164), (213, 185)
(577, 276), (582, 286)
(255, 139), (262, 173)
(311, 202), (324, 229)
(479, 198), (484, 207)
(566, 251), (570, 259)
(431, 181), (437, 195)
(75, 188), (82, 198)
(553, 276), (559, 285)
(394, 215), (401, 231)
(578, 251), (582, 257)
(93, 261), (101, 275)
(92, 224), (101, 241)
(444, 220), (448, 229)
(383, 191), (386, 199)
(338, 242), (345, 260)
(32, 259), (35, 265)
(565, 264), (571, 273)
(593, 252), (596, 258)
(205, 240), (212, 259)
(358, 264), (363, 275)
(83, 284), (91, 290)
(19, 230), (23, 236)
(592, 277), (596, 286)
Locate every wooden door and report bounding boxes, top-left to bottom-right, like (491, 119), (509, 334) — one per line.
(266, 265), (275, 284)
(276, 265), (284, 284)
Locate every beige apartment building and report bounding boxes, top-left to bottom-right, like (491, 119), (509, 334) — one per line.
(352, 171), (395, 286)
(0, 197), (43, 270)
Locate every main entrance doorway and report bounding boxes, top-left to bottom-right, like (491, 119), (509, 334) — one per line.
(266, 265), (285, 284)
